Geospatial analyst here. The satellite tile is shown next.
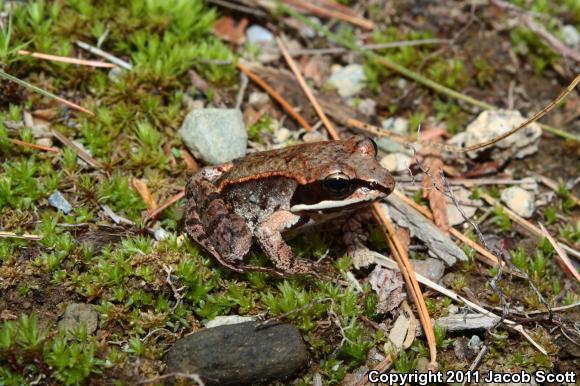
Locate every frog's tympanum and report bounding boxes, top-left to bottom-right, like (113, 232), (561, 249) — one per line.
(184, 135), (395, 275)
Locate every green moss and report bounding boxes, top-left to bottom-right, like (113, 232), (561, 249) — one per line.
(0, 314), (103, 385)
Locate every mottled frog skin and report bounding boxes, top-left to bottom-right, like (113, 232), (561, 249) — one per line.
(184, 135), (395, 275)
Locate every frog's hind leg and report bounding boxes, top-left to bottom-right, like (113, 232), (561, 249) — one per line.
(255, 210), (319, 276)
(185, 177), (252, 268)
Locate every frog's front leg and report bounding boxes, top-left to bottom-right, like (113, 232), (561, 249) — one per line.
(185, 172), (252, 266)
(254, 210), (317, 275)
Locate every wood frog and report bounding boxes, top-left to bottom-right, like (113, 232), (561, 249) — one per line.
(184, 135), (395, 276)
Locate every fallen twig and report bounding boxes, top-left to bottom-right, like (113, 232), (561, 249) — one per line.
(7, 138), (60, 153)
(288, 39), (449, 56)
(0, 231), (42, 241)
(276, 36), (339, 139)
(17, 50), (117, 68)
(382, 197), (467, 266)
(538, 223), (580, 282)
(533, 173), (580, 206)
(355, 354), (392, 386)
(237, 62), (314, 132)
(180, 149), (200, 171)
(75, 40), (133, 70)
(280, 0), (374, 30)
(51, 129), (104, 170)
(372, 205), (439, 366)
(0, 70), (95, 116)
(144, 190), (185, 225)
(206, 0), (268, 17)
(464, 345), (488, 386)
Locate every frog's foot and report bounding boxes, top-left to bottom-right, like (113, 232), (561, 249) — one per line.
(185, 177), (252, 266)
(342, 210), (372, 256)
(255, 210), (319, 277)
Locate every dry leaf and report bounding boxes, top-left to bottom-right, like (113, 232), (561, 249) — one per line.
(401, 301), (417, 348)
(131, 178), (157, 212)
(32, 108), (58, 121)
(213, 16), (248, 45)
(387, 313), (410, 350)
(422, 156), (450, 233)
(180, 149), (199, 172)
(368, 266), (406, 313)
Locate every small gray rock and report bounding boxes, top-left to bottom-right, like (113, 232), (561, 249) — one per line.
(376, 117), (413, 155)
(501, 186), (535, 218)
(48, 191), (73, 214)
(447, 305), (459, 315)
(246, 25), (274, 44)
(561, 25), (580, 47)
(468, 335), (482, 351)
(248, 92), (270, 109)
(376, 137), (408, 155)
(356, 98), (376, 117)
(381, 117), (409, 135)
(455, 109), (541, 163)
(36, 138), (53, 148)
(179, 109), (247, 165)
(442, 273), (456, 287)
(153, 227), (171, 241)
(166, 322), (309, 385)
(58, 303), (98, 335)
(410, 258), (445, 282)
(380, 153), (412, 173)
(327, 64), (366, 98)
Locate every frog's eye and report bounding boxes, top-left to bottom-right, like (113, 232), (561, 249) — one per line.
(370, 138), (378, 154)
(322, 173), (353, 198)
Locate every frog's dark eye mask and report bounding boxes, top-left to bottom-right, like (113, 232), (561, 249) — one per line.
(290, 176), (391, 210)
(321, 173), (353, 199)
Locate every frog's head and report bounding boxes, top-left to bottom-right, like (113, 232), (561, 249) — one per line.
(290, 136), (395, 213)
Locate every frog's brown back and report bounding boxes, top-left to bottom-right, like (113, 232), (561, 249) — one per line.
(216, 136), (378, 190)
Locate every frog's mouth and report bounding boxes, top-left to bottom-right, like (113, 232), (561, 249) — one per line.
(290, 184), (389, 213)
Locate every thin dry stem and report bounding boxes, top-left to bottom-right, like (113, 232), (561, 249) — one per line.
(281, 0), (374, 30)
(51, 129), (104, 169)
(276, 36), (339, 140)
(372, 203), (438, 364)
(8, 138), (60, 153)
(144, 190), (185, 225)
(0, 70), (95, 116)
(237, 62), (314, 132)
(17, 50), (117, 68)
(0, 231), (43, 240)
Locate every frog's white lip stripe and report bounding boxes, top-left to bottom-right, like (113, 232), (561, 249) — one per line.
(290, 194), (381, 212)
